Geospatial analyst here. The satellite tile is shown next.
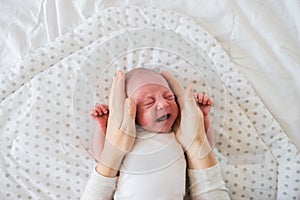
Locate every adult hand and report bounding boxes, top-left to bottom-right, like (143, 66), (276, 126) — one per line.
(97, 71), (136, 176)
(161, 71), (215, 169)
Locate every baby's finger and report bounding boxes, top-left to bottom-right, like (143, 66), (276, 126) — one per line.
(90, 111), (97, 117)
(90, 114), (96, 119)
(102, 104), (109, 114)
(95, 104), (109, 114)
(197, 93), (204, 104)
(92, 106), (100, 114)
(98, 104), (108, 114)
(207, 98), (213, 105)
(96, 107), (104, 116)
(194, 93), (198, 100)
(202, 94), (209, 105)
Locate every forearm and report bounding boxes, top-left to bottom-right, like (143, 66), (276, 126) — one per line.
(203, 115), (210, 133)
(204, 115), (215, 147)
(186, 134), (229, 199)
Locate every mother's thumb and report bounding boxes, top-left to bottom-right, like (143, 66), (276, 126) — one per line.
(126, 98), (136, 120)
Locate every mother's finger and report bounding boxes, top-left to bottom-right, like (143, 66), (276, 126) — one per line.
(184, 86), (200, 111)
(161, 71), (184, 101)
(120, 98), (136, 137)
(109, 71), (125, 123)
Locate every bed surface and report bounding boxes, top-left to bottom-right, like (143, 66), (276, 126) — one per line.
(1, 0), (299, 149)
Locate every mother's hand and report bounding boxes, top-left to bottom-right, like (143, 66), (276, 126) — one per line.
(97, 71), (136, 177)
(161, 71), (216, 169)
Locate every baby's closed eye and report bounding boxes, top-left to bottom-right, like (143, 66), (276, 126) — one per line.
(143, 100), (154, 106)
(164, 93), (175, 100)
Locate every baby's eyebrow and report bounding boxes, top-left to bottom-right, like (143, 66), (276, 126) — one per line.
(144, 95), (154, 99)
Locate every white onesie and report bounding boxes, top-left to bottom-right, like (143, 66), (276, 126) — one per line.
(113, 129), (186, 200)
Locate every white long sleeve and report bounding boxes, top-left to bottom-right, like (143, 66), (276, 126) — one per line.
(81, 164), (230, 200)
(188, 164), (230, 200)
(80, 168), (118, 200)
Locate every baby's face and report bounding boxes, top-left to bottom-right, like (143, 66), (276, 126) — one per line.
(131, 83), (179, 133)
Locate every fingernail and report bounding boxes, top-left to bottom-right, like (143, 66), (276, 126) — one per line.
(129, 98), (134, 106)
(118, 71), (124, 77)
(128, 98), (131, 106)
(116, 71), (121, 77)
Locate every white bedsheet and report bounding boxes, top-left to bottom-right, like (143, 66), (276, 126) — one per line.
(1, 1), (299, 200)
(1, 0), (299, 149)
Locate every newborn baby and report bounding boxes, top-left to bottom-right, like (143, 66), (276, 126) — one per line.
(91, 68), (213, 199)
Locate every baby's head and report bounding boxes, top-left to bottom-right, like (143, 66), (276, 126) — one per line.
(125, 68), (179, 133)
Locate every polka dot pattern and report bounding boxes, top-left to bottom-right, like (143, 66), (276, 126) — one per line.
(0, 6), (299, 200)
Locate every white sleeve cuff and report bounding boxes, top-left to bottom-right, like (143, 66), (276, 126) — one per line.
(188, 164), (229, 199)
(80, 167), (118, 200)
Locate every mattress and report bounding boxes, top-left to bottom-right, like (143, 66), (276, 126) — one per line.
(1, 1), (300, 200)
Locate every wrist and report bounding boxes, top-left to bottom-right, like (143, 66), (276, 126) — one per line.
(203, 114), (210, 119)
(99, 140), (127, 172)
(185, 138), (216, 170)
(96, 162), (119, 177)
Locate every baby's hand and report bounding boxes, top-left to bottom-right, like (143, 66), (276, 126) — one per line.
(91, 104), (109, 134)
(194, 93), (213, 117)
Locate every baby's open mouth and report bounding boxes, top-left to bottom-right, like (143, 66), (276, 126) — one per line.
(156, 114), (171, 122)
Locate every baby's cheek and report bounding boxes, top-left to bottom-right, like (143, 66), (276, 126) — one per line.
(172, 102), (179, 117)
(144, 111), (155, 125)
(136, 110), (153, 127)
(135, 112), (143, 126)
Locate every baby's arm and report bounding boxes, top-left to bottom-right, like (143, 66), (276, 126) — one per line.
(91, 104), (109, 134)
(194, 93), (214, 147)
(194, 93), (212, 132)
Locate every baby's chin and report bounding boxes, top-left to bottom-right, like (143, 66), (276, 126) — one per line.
(137, 116), (176, 133)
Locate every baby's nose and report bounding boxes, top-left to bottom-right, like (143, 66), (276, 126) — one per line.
(156, 101), (169, 110)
